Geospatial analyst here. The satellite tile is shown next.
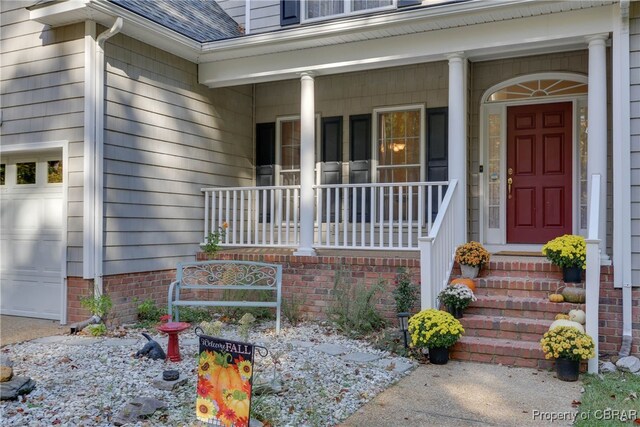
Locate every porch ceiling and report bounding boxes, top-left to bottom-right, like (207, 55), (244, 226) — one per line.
(199, 4), (615, 88)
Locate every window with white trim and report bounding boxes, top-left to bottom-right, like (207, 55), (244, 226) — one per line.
(304, 0), (394, 21)
(278, 118), (301, 186)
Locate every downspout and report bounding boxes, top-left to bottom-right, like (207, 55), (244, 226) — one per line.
(615, 0), (633, 356)
(93, 17), (123, 297)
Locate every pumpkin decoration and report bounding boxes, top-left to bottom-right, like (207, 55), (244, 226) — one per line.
(555, 313), (570, 320)
(549, 319), (585, 333)
(450, 277), (476, 292)
(569, 309), (586, 324)
(549, 293), (565, 303)
(205, 350), (245, 403)
(562, 287), (586, 303)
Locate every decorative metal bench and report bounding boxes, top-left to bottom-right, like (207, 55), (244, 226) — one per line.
(167, 260), (282, 334)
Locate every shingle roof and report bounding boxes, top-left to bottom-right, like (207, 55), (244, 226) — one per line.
(109, 0), (243, 42)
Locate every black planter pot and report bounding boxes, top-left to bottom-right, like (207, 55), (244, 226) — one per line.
(556, 357), (580, 381)
(428, 347), (450, 365)
(447, 305), (463, 319)
(562, 266), (583, 283)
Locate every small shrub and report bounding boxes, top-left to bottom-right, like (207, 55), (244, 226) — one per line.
(81, 294), (112, 319)
(282, 294), (306, 326)
(327, 265), (386, 337)
(85, 323), (107, 337)
(136, 298), (165, 324)
(203, 222), (228, 257)
(199, 320), (224, 336)
(178, 306), (212, 323)
(392, 267), (418, 314)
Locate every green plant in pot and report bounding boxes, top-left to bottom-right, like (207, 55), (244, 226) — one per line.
(408, 309), (464, 365)
(437, 284), (476, 319)
(541, 234), (586, 283)
(540, 326), (595, 382)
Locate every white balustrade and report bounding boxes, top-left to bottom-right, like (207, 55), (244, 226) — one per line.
(203, 181), (449, 250)
(202, 185), (300, 247)
(313, 181), (448, 250)
(418, 180), (459, 310)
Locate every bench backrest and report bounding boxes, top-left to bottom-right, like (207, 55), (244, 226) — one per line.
(176, 260), (282, 290)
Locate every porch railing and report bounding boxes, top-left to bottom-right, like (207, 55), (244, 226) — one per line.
(202, 181), (450, 250)
(203, 185), (301, 247)
(585, 174), (601, 374)
(314, 181), (448, 250)
(418, 179), (459, 310)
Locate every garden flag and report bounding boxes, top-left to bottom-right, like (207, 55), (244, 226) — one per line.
(196, 333), (254, 426)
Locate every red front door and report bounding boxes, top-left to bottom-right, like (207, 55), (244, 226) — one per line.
(506, 102), (572, 243)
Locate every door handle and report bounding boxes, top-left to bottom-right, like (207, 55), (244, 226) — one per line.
(507, 177), (513, 199)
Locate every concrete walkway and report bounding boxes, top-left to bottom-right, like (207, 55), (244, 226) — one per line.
(0, 315), (67, 347)
(342, 360), (582, 427)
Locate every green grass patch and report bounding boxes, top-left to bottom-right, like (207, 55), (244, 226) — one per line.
(575, 372), (640, 426)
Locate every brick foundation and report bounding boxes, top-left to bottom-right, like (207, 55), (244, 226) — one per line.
(196, 251), (421, 322)
(65, 255), (638, 357)
(597, 266), (640, 356)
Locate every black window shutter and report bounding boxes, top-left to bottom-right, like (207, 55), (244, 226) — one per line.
(398, 0), (421, 7)
(256, 122), (275, 222)
(349, 114), (372, 222)
(426, 107), (448, 220)
(426, 107), (448, 182)
(281, 0), (300, 26)
(321, 117), (343, 222)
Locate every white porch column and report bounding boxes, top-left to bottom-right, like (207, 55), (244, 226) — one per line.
(587, 34), (608, 261)
(294, 72), (317, 256)
(447, 53), (467, 245)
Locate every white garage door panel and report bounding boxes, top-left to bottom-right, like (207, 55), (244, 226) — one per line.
(0, 155), (64, 320)
(0, 275), (61, 320)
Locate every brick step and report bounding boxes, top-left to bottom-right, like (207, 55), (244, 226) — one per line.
(459, 314), (552, 341)
(451, 336), (554, 369)
(471, 276), (568, 299)
(466, 295), (585, 320)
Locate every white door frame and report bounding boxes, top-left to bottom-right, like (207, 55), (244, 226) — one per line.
(0, 141), (69, 324)
(478, 73), (588, 250)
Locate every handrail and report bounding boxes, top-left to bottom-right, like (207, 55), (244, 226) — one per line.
(419, 179), (459, 310)
(585, 174), (601, 374)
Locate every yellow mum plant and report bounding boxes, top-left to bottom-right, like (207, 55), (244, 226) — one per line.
(408, 309), (465, 349)
(540, 326), (595, 361)
(455, 241), (490, 268)
(541, 234), (586, 269)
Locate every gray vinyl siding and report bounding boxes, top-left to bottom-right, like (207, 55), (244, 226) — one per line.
(217, 0), (245, 29)
(250, 0), (281, 34)
(0, 2), (85, 277)
(103, 33), (253, 275)
(630, 2), (640, 284)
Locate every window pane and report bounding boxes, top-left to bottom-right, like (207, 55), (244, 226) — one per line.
(377, 109), (421, 180)
(17, 162), (36, 184)
(0, 164), (4, 185)
(353, 0), (392, 11)
(47, 160), (63, 183)
(307, 0), (343, 18)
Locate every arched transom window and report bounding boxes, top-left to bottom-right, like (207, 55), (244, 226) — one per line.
(487, 78), (587, 102)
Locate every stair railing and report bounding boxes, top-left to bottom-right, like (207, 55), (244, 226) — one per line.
(418, 179), (459, 310)
(585, 174), (601, 374)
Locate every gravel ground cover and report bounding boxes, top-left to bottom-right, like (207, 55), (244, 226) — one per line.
(0, 322), (415, 426)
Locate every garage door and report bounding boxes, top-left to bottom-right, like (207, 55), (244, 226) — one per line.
(0, 154), (64, 320)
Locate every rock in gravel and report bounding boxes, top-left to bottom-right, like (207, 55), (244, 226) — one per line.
(113, 397), (167, 425)
(0, 366), (13, 382)
(0, 356), (14, 368)
(599, 361), (617, 373)
(0, 376), (35, 400)
(152, 374), (187, 391)
(616, 356), (640, 373)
